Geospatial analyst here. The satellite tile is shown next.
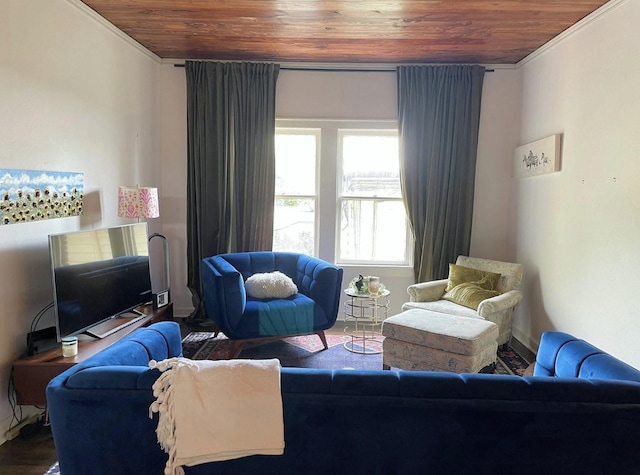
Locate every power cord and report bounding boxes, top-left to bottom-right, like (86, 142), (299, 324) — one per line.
(30, 301), (54, 334)
(5, 302), (54, 437)
(7, 367), (22, 430)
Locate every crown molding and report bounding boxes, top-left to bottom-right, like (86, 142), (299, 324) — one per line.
(517, 0), (627, 68)
(65, 0), (161, 64)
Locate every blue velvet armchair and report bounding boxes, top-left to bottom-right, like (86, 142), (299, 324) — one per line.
(201, 252), (343, 357)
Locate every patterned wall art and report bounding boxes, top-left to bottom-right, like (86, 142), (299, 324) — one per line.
(513, 134), (562, 178)
(0, 169), (84, 225)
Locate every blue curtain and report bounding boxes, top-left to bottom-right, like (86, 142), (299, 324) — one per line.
(397, 65), (485, 282)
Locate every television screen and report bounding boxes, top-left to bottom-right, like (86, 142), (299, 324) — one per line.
(49, 223), (153, 341)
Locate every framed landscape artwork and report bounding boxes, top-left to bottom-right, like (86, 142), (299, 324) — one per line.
(513, 134), (562, 178)
(0, 169), (84, 225)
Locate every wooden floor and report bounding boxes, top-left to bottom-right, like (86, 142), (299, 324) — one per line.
(0, 422), (56, 475)
(0, 319), (535, 474)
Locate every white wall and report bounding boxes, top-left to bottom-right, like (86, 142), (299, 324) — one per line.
(159, 65), (188, 313)
(0, 0), (161, 442)
(511, 0), (640, 366)
(472, 69), (521, 262)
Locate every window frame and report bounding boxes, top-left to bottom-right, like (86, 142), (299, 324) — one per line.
(335, 128), (412, 266)
(274, 119), (413, 268)
(273, 127), (321, 256)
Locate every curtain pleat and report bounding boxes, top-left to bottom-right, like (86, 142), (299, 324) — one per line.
(185, 61), (279, 320)
(397, 65), (485, 283)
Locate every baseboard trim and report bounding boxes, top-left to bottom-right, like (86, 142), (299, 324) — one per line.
(511, 327), (539, 355)
(0, 407), (43, 446)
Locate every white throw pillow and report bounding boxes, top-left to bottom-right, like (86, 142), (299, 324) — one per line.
(245, 271), (298, 299)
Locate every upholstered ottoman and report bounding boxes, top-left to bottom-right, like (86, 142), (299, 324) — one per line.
(381, 309), (499, 373)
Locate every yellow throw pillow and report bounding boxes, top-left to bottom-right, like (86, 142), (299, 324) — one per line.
(445, 264), (500, 292)
(442, 283), (499, 310)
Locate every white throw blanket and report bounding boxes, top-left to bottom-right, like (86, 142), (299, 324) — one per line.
(149, 357), (284, 475)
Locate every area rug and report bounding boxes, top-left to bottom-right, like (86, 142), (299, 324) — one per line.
(182, 331), (531, 375)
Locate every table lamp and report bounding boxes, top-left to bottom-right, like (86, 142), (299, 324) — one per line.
(117, 185), (169, 308)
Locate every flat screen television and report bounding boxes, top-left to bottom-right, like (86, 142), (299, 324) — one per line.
(49, 223), (153, 341)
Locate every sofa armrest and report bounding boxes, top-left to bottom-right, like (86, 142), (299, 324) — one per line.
(406, 279), (448, 302)
(477, 290), (523, 317)
(65, 366), (160, 390)
(46, 380), (166, 475)
(298, 256), (343, 327)
(201, 256), (247, 333)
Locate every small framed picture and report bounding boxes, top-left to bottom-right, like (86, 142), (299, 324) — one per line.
(153, 289), (170, 309)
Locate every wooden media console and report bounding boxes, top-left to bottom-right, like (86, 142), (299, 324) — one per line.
(12, 303), (173, 406)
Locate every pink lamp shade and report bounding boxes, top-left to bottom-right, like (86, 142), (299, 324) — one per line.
(117, 186), (159, 219)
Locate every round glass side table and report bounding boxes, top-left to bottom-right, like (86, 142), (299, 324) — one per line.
(343, 288), (390, 355)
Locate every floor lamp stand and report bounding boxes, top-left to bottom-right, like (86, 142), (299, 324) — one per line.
(149, 233), (171, 309)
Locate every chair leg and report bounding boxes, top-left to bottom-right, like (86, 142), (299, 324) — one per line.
(229, 340), (244, 359)
(479, 363), (496, 374)
(316, 331), (328, 350)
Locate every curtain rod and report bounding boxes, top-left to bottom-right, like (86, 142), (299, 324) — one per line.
(172, 64), (494, 73)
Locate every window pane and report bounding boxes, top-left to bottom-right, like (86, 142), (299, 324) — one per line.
(273, 198), (315, 255)
(275, 134), (316, 195)
(339, 199), (407, 263)
(342, 135), (400, 198)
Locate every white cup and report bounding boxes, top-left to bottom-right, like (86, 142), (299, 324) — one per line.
(61, 336), (78, 357)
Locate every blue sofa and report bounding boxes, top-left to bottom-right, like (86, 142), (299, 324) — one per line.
(201, 252), (343, 356)
(47, 322), (640, 474)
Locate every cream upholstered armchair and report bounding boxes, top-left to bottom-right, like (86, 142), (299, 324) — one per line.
(402, 256), (523, 347)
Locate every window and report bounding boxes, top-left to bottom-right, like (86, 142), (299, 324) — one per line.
(338, 130), (409, 265)
(274, 121), (411, 266)
(273, 129), (319, 255)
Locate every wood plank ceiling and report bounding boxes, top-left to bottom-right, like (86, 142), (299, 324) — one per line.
(79, 0), (610, 64)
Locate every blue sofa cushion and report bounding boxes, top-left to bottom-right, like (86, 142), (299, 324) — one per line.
(534, 331), (576, 376)
(555, 340), (601, 377)
(580, 353), (640, 382)
(66, 322), (182, 373)
(238, 294), (315, 337)
(534, 331), (640, 384)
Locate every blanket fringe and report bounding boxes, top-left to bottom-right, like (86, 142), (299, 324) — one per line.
(149, 358), (191, 475)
